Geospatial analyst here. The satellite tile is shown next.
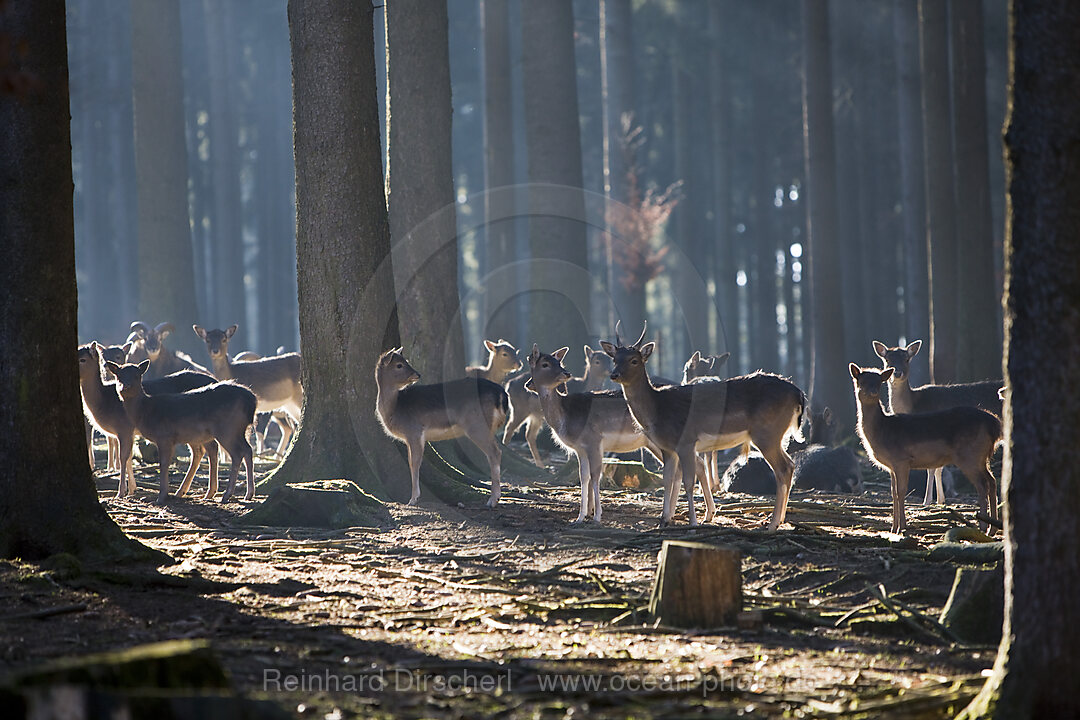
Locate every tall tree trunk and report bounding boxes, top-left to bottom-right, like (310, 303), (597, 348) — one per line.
(950, 0), (1001, 382)
(203, 0), (248, 349)
(708, 2), (739, 368)
(384, 0), (464, 382)
(802, 0), (851, 431)
(480, 0), (519, 347)
(750, 29), (778, 375)
(962, 4), (1080, 717)
(600, 0), (640, 336)
(893, 0), (930, 385)
(0, 0), (154, 562)
(131, 0), (201, 357)
(918, 0), (958, 384)
(264, 0), (403, 499)
(521, 0), (591, 353)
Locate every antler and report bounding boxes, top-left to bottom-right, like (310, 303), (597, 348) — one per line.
(633, 321), (648, 348)
(614, 320), (623, 347)
(129, 321), (151, 338)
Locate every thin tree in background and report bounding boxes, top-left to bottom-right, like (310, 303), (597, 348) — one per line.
(130, 0), (201, 357)
(918, 0), (958, 384)
(801, 0), (851, 431)
(384, 0), (464, 381)
(264, 0), (402, 498)
(480, 0), (518, 346)
(962, 3), (1080, 716)
(893, 0), (930, 386)
(950, 0), (1001, 382)
(521, 0), (590, 352)
(0, 0), (155, 562)
(603, 116), (680, 335)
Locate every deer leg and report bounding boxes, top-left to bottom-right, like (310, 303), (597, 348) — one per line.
(107, 435), (120, 472)
(934, 467), (946, 505)
(587, 447), (604, 523)
(572, 451), (590, 523)
(406, 436), (424, 505)
(890, 462), (911, 534)
(241, 436), (256, 501)
(697, 453), (715, 523)
(659, 452), (679, 526)
(472, 430), (501, 508)
(156, 443), (175, 504)
(207, 441), (220, 499)
(678, 448), (700, 527)
(922, 469), (934, 505)
(524, 418), (544, 468)
(221, 442), (243, 503)
(274, 413), (295, 457)
(116, 432), (135, 499)
(759, 443), (795, 530)
(86, 422), (96, 471)
(177, 443), (205, 497)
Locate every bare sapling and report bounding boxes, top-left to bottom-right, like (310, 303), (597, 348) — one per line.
(466, 339), (523, 384)
(376, 348), (508, 507)
(873, 340), (1002, 505)
(194, 325), (303, 439)
(849, 363), (1001, 534)
(603, 324), (805, 529)
(526, 345), (665, 523)
(105, 359), (257, 503)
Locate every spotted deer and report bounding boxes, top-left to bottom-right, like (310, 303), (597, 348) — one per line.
(873, 340), (1002, 505)
(850, 364), (1001, 534)
(603, 324), (806, 528)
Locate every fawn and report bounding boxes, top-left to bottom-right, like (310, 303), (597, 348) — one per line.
(603, 324), (806, 529)
(105, 359), (257, 503)
(466, 339), (523, 384)
(873, 340), (1002, 505)
(376, 348), (508, 507)
(526, 345), (665, 523)
(849, 363), (1001, 534)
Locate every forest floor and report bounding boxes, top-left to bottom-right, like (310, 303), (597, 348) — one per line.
(0, 442), (1001, 719)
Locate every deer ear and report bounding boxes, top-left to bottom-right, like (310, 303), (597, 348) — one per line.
(553, 347), (570, 362)
(529, 344), (540, 364)
(690, 350), (701, 363)
(583, 345), (593, 359)
(715, 352), (731, 365)
(226, 324), (238, 339)
(523, 378), (535, 394)
(906, 340), (922, 358)
(872, 340), (887, 358)
(849, 363), (861, 379)
(881, 367), (895, 382)
(122, 341), (133, 355)
(193, 325), (206, 340)
(599, 341), (617, 358)
(484, 339), (496, 352)
(640, 342), (655, 362)
(137, 359), (151, 375)
(822, 407), (833, 423)
(104, 361), (121, 375)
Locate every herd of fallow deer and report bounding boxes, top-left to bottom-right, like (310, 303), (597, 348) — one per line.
(80, 315), (1004, 535)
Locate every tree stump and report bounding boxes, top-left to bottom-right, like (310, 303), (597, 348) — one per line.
(648, 540), (742, 629)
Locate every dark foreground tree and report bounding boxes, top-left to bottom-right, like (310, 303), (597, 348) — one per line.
(384, 0), (464, 381)
(962, 2), (1080, 717)
(263, 0), (403, 498)
(0, 0), (154, 561)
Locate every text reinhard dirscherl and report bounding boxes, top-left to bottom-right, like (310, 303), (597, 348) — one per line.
(263, 668), (790, 697)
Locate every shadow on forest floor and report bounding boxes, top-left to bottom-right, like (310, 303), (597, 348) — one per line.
(0, 441), (998, 718)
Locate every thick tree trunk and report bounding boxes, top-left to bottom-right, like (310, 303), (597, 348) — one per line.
(481, 0), (519, 346)
(264, 0), (403, 500)
(918, 0), (958, 384)
(384, 0), (464, 382)
(893, 0), (930, 386)
(801, 0), (851, 431)
(963, 4), (1080, 717)
(521, 0), (590, 353)
(130, 0), (201, 358)
(0, 0), (155, 562)
(950, 0), (1002, 382)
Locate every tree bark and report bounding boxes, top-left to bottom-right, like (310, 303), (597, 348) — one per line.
(0, 0), (156, 562)
(962, 3), (1080, 717)
(801, 0), (851, 431)
(264, 0), (403, 500)
(950, 0), (1002, 382)
(893, 0), (930, 386)
(480, 0), (519, 346)
(384, 0), (464, 382)
(521, 0), (591, 353)
(130, 0), (201, 358)
(918, 0), (958, 384)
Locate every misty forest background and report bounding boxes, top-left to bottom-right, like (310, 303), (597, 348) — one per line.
(67, 0), (1007, 433)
